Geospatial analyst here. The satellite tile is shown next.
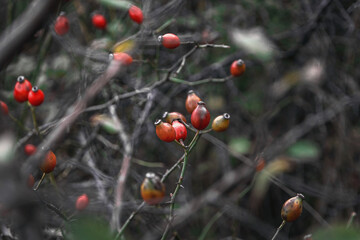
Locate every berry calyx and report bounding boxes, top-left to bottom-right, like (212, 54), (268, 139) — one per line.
(172, 120), (187, 141)
(54, 12), (69, 36)
(128, 5), (143, 24)
(140, 172), (165, 205)
(162, 111), (186, 124)
(28, 86), (45, 106)
(158, 33), (180, 49)
(92, 13), (107, 29)
(76, 194), (89, 211)
(281, 193), (305, 222)
(24, 144), (37, 156)
(185, 90), (201, 114)
(155, 119), (176, 142)
(40, 150), (56, 173)
(230, 59), (246, 77)
(13, 76), (32, 103)
(211, 113), (230, 132)
(0, 101), (8, 115)
(110, 52), (133, 66)
(191, 101), (210, 130)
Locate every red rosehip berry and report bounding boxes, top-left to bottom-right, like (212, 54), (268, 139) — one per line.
(155, 119), (176, 142)
(158, 33), (180, 49)
(24, 144), (37, 156)
(162, 111), (186, 124)
(172, 120), (187, 141)
(40, 151), (56, 174)
(230, 59), (246, 77)
(27, 174), (35, 188)
(211, 113), (230, 132)
(140, 172), (165, 205)
(0, 101), (8, 115)
(281, 193), (305, 222)
(92, 13), (107, 29)
(128, 5), (143, 24)
(256, 157), (266, 172)
(185, 90), (201, 114)
(54, 12), (69, 36)
(13, 76), (32, 103)
(28, 86), (44, 106)
(191, 101), (210, 130)
(76, 194), (89, 211)
(110, 52), (133, 66)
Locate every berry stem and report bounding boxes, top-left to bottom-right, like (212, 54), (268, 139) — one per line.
(8, 112), (29, 131)
(34, 172), (46, 191)
(115, 202), (145, 239)
(28, 102), (41, 137)
(271, 220), (286, 240)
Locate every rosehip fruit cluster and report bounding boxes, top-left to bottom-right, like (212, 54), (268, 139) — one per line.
(13, 76), (45, 106)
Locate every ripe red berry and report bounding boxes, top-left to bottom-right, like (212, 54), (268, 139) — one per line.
(128, 5), (143, 24)
(54, 12), (69, 36)
(24, 144), (37, 156)
(28, 86), (44, 106)
(230, 59), (246, 77)
(13, 76), (32, 103)
(155, 119), (176, 142)
(0, 101), (8, 115)
(141, 172), (165, 205)
(185, 90), (201, 114)
(40, 151), (56, 173)
(211, 113), (230, 132)
(172, 120), (187, 141)
(76, 194), (89, 211)
(92, 13), (107, 29)
(159, 33), (180, 49)
(162, 111), (186, 124)
(256, 157), (266, 172)
(191, 101), (210, 130)
(110, 52), (133, 66)
(27, 174), (35, 188)
(281, 193), (305, 222)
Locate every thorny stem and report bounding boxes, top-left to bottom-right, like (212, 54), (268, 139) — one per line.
(34, 172), (46, 191)
(271, 220), (286, 240)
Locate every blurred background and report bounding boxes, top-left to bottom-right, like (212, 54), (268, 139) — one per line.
(1, 0), (360, 239)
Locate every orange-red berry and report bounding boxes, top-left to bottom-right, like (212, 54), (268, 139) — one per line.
(159, 33), (180, 49)
(162, 111), (186, 124)
(191, 101), (210, 130)
(172, 120), (187, 141)
(0, 101), (8, 115)
(211, 113), (230, 132)
(140, 172), (165, 205)
(13, 76), (32, 103)
(40, 151), (56, 174)
(28, 86), (44, 106)
(27, 174), (35, 188)
(111, 52), (133, 66)
(76, 194), (89, 211)
(155, 119), (176, 142)
(256, 157), (266, 172)
(128, 5), (143, 24)
(54, 12), (69, 36)
(24, 144), (37, 156)
(281, 193), (305, 222)
(230, 59), (246, 77)
(185, 90), (201, 114)
(92, 13), (107, 29)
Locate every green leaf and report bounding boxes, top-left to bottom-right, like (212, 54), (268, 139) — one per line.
(229, 137), (251, 155)
(287, 140), (320, 159)
(98, 0), (132, 10)
(313, 226), (360, 240)
(65, 216), (114, 240)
